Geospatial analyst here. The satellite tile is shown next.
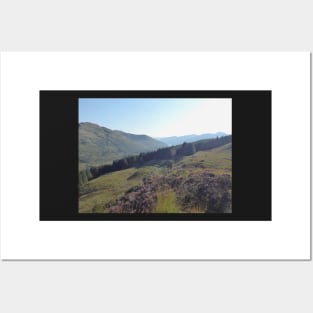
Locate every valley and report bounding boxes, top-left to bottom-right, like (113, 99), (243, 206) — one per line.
(79, 140), (232, 214)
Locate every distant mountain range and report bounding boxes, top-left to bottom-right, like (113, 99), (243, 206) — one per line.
(156, 132), (228, 146)
(79, 122), (167, 167)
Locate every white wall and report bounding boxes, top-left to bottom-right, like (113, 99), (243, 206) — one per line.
(0, 1), (312, 313)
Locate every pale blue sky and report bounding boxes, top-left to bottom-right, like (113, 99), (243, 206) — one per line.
(79, 98), (231, 137)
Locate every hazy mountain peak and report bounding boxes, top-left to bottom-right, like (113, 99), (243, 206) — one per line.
(157, 132), (228, 146)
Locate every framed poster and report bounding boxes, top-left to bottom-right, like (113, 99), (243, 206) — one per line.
(40, 90), (271, 221)
(0, 52), (310, 260)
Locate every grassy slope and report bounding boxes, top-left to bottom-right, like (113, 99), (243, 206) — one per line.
(79, 143), (232, 213)
(79, 166), (164, 213)
(79, 122), (166, 167)
(176, 142), (232, 175)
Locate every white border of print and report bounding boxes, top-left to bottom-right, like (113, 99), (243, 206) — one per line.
(0, 52), (310, 260)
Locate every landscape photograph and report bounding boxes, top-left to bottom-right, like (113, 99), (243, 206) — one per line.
(79, 98), (232, 214)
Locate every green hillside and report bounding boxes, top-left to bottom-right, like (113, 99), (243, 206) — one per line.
(79, 122), (167, 167)
(79, 143), (232, 214)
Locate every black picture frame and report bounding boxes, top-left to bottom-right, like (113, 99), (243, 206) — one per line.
(40, 90), (271, 221)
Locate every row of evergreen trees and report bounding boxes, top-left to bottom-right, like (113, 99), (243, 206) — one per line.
(79, 135), (231, 186)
